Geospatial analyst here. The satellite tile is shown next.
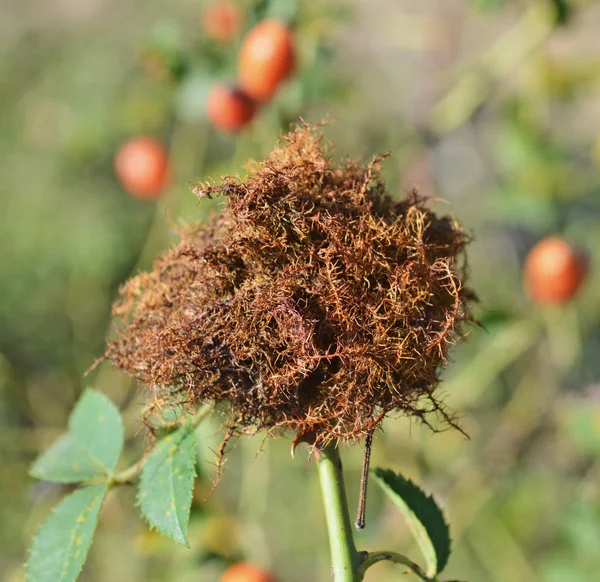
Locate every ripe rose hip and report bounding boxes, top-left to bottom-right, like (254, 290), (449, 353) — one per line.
(114, 136), (169, 200)
(220, 562), (278, 582)
(524, 236), (587, 304)
(203, 2), (241, 43)
(238, 19), (295, 102)
(207, 84), (256, 133)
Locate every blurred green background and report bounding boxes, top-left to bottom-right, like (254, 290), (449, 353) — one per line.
(2, 0), (600, 580)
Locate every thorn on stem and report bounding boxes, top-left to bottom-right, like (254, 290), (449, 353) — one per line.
(355, 432), (373, 531)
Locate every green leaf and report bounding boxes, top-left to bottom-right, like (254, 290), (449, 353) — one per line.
(265, 0), (299, 21)
(137, 423), (196, 545)
(550, 0), (571, 25)
(373, 468), (451, 577)
(31, 389), (124, 483)
(68, 389), (125, 473)
(473, 0), (504, 11)
(26, 484), (108, 582)
(31, 435), (108, 483)
(562, 403), (600, 458)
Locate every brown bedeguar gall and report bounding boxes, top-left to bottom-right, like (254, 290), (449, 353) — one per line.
(108, 124), (475, 447)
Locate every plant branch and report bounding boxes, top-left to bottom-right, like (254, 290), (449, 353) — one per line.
(357, 551), (438, 581)
(429, 0), (556, 136)
(317, 442), (362, 582)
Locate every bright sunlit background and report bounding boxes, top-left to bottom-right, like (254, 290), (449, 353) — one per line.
(2, 0), (600, 581)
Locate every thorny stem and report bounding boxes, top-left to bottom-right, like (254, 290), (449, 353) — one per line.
(317, 443), (362, 581)
(317, 444), (440, 582)
(355, 432), (373, 531)
(107, 402), (213, 487)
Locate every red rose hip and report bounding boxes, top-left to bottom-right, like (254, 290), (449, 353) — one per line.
(207, 84), (256, 133)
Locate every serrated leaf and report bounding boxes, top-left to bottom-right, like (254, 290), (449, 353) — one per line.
(373, 468), (451, 577)
(68, 389), (124, 473)
(26, 484), (107, 582)
(137, 423), (196, 545)
(31, 435), (107, 483)
(31, 389), (124, 483)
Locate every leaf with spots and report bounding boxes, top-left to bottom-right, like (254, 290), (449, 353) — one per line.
(373, 468), (452, 577)
(31, 389), (124, 483)
(30, 435), (108, 483)
(137, 423), (197, 545)
(26, 484), (107, 582)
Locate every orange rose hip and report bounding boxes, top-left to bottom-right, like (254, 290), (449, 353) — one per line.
(524, 236), (587, 304)
(114, 136), (169, 200)
(238, 19), (295, 102)
(220, 562), (278, 582)
(203, 2), (241, 43)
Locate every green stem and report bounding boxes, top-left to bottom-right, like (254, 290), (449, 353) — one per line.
(109, 456), (146, 486)
(317, 443), (363, 582)
(357, 551), (436, 581)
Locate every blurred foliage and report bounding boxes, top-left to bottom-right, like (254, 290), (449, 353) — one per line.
(2, 0), (600, 581)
